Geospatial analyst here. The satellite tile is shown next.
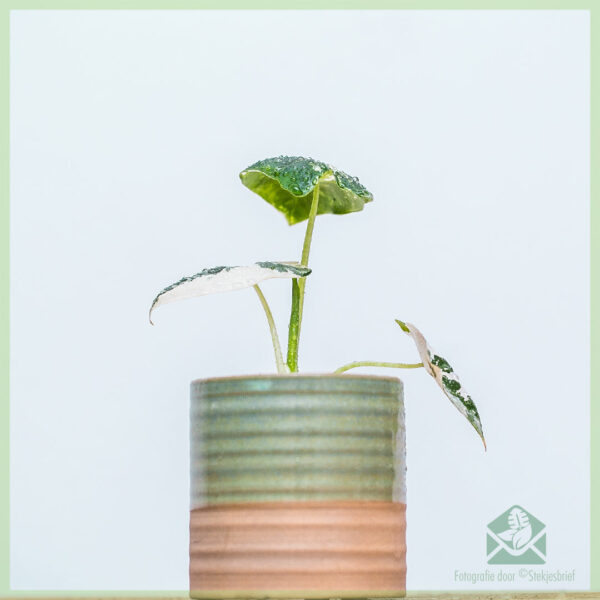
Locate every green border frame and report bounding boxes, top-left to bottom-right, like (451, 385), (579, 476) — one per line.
(0, 1), (596, 596)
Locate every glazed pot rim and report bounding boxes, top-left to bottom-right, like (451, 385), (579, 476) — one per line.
(191, 373), (403, 385)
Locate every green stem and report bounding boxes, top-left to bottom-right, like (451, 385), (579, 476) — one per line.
(333, 360), (424, 374)
(300, 183), (320, 269)
(253, 284), (287, 374)
(286, 280), (300, 372)
(286, 183), (320, 372)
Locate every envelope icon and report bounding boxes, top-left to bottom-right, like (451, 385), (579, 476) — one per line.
(486, 505), (546, 564)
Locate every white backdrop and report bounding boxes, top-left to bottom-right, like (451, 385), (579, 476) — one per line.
(10, 9), (590, 591)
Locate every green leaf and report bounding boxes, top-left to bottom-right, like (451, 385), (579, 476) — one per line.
(240, 156), (373, 225)
(149, 262), (311, 324)
(395, 319), (486, 448)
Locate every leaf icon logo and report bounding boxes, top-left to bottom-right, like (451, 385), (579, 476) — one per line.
(497, 507), (533, 550)
(487, 505), (546, 564)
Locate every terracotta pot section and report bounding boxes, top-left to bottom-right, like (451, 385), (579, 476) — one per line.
(190, 375), (406, 599)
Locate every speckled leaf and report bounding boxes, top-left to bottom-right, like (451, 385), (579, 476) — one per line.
(396, 319), (486, 448)
(149, 262), (311, 324)
(240, 156), (373, 225)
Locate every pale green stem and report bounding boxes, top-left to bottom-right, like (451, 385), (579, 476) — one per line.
(286, 183), (320, 372)
(286, 280), (300, 371)
(254, 284), (287, 374)
(333, 360), (424, 374)
(298, 183), (320, 320)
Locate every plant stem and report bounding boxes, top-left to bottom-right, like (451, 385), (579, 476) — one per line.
(286, 183), (320, 372)
(286, 280), (300, 372)
(300, 184), (320, 271)
(333, 360), (424, 374)
(253, 284), (287, 374)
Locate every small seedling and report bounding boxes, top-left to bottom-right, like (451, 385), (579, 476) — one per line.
(150, 156), (485, 447)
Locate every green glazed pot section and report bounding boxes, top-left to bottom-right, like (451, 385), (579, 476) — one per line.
(190, 375), (405, 507)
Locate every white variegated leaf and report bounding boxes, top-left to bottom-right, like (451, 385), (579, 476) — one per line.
(149, 262), (311, 324)
(396, 319), (486, 449)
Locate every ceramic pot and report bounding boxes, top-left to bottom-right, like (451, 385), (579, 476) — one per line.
(190, 374), (406, 599)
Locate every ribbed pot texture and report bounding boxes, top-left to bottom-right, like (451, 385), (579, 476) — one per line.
(190, 375), (406, 599)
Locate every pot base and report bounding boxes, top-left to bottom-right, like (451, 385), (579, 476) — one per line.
(190, 501), (406, 599)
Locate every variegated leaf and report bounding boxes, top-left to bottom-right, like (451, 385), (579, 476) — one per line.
(240, 156), (373, 225)
(396, 319), (486, 448)
(149, 262), (311, 324)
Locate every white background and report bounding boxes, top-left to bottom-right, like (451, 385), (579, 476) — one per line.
(10, 9), (590, 591)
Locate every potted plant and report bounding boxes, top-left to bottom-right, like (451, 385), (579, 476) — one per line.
(150, 156), (485, 599)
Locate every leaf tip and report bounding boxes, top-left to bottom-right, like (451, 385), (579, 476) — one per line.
(395, 319), (410, 333)
(148, 303), (156, 326)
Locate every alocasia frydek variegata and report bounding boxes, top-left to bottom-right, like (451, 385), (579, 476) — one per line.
(150, 156), (485, 447)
